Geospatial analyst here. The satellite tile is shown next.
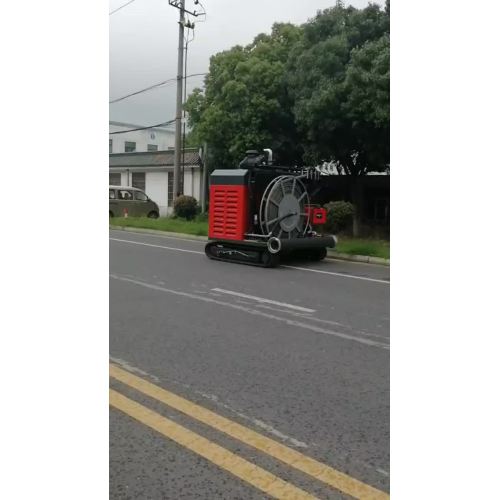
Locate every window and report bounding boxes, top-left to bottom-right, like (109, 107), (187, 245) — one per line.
(132, 172), (145, 191)
(168, 172), (173, 207)
(109, 172), (121, 185)
(109, 189), (116, 199)
(147, 144), (158, 152)
(134, 191), (148, 201)
(125, 141), (136, 153)
(109, 139), (113, 154)
(118, 190), (133, 200)
(167, 171), (184, 207)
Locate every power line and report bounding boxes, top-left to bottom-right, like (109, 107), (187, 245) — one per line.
(110, 78), (176, 104)
(109, 0), (137, 15)
(109, 119), (176, 134)
(109, 73), (207, 104)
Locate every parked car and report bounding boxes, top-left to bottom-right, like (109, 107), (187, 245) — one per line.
(109, 186), (160, 218)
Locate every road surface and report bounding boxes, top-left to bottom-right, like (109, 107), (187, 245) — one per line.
(109, 229), (390, 499)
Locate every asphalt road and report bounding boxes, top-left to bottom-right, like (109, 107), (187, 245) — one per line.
(109, 229), (390, 499)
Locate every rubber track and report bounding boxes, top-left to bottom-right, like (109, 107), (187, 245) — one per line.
(205, 241), (280, 268)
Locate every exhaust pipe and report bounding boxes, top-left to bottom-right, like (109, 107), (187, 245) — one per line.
(267, 235), (336, 254)
(267, 237), (282, 254)
(281, 235), (337, 250)
(263, 148), (273, 164)
(276, 235), (336, 252)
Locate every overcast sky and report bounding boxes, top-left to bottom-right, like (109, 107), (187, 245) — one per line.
(109, 0), (380, 127)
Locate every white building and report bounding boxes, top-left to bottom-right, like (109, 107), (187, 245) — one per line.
(109, 121), (175, 154)
(109, 148), (204, 217)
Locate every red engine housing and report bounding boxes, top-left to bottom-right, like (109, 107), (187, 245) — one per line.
(208, 170), (249, 241)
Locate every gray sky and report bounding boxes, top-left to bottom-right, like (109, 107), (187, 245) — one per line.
(109, 0), (380, 127)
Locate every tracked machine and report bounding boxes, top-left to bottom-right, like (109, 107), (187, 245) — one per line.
(205, 149), (337, 267)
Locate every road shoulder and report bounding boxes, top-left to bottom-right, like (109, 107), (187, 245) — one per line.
(109, 225), (390, 266)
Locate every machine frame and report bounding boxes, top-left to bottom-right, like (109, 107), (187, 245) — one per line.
(205, 149), (336, 267)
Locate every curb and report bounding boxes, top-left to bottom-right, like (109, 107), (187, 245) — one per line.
(326, 249), (389, 266)
(109, 225), (390, 266)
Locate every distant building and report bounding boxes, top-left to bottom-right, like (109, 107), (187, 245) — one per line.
(109, 121), (175, 154)
(109, 148), (203, 217)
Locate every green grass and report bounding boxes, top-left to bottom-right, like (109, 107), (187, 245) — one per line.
(334, 237), (390, 260)
(111, 216), (209, 236)
(109, 217), (389, 258)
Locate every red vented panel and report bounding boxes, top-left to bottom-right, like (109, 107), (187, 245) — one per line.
(209, 185), (248, 241)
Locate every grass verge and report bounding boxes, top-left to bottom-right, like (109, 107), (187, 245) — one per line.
(109, 217), (390, 259)
(111, 217), (208, 236)
(334, 237), (390, 260)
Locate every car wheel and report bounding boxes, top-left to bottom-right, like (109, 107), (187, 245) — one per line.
(147, 211), (159, 219)
(315, 247), (328, 261)
(309, 248), (327, 261)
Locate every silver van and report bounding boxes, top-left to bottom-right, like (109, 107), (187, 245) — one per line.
(109, 186), (160, 218)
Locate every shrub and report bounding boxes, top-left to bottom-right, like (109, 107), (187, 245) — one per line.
(174, 195), (199, 220)
(324, 201), (355, 233)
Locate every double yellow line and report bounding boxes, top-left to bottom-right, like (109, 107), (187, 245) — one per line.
(110, 363), (389, 500)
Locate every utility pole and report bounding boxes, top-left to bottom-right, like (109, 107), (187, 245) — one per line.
(200, 142), (208, 213)
(169, 0), (204, 203)
(172, 0), (185, 202)
(181, 28), (189, 192)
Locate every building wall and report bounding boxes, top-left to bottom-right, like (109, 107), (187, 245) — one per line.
(145, 171), (169, 217)
(178, 168), (201, 199)
(183, 169), (193, 197)
(109, 167), (201, 217)
(191, 168), (201, 199)
(109, 122), (175, 154)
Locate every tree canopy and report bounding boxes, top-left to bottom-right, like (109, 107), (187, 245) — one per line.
(185, 1), (389, 173)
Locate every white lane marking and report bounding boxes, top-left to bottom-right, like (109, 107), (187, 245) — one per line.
(110, 237), (388, 284)
(211, 288), (316, 313)
(110, 354), (309, 449)
(110, 238), (204, 255)
(110, 274), (389, 349)
(110, 229), (207, 245)
(111, 355), (389, 476)
(111, 229), (388, 269)
(109, 356), (160, 382)
(282, 265), (390, 284)
(187, 388), (309, 449)
(253, 304), (389, 341)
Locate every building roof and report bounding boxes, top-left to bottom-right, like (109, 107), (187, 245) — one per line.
(109, 149), (202, 168)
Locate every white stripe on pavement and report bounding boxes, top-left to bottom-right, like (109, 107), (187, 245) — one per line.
(110, 238), (204, 255)
(281, 265), (390, 284)
(110, 229), (208, 244)
(110, 274), (389, 349)
(110, 238), (389, 284)
(211, 288), (316, 313)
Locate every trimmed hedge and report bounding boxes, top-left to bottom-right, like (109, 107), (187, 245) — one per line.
(174, 195), (199, 220)
(324, 201), (355, 233)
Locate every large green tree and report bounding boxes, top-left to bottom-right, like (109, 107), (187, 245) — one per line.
(285, 2), (389, 234)
(185, 23), (303, 169)
(186, 0), (390, 233)
(286, 2), (389, 173)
